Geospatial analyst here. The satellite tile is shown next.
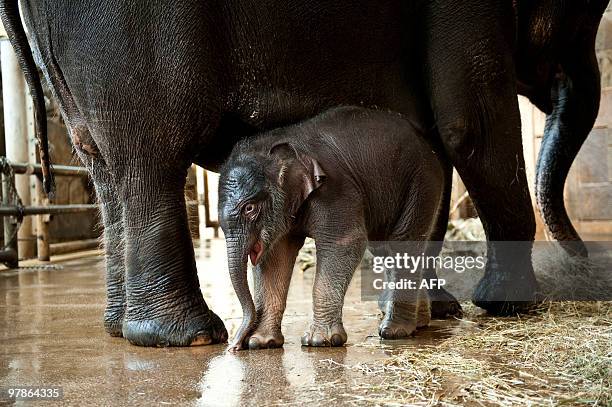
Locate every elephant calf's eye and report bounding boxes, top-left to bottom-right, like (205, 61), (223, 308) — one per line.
(243, 203), (257, 218)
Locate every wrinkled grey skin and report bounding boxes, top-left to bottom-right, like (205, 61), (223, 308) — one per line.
(1, 0), (607, 347)
(219, 107), (450, 350)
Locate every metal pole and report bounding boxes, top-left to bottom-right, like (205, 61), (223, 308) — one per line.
(35, 177), (50, 261)
(0, 204), (98, 216)
(1, 170), (18, 267)
(10, 162), (90, 176)
(26, 81), (45, 259)
(1, 39), (36, 258)
(50, 239), (99, 256)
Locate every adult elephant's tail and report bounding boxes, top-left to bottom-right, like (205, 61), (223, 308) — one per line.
(532, 1), (607, 257)
(0, 0), (54, 195)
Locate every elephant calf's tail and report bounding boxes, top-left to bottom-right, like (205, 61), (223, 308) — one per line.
(534, 3), (605, 257)
(0, 0), (54, 196)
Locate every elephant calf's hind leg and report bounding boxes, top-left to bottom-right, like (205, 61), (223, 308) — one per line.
(302, 237), (365, 347)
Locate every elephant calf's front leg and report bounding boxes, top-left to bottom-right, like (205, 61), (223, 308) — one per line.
(302, 237), (366, 347)
(246, 236), (304, 350)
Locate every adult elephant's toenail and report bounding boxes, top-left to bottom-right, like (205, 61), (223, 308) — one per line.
(191, 332), (213, 346)
(312, 333), (330, 347)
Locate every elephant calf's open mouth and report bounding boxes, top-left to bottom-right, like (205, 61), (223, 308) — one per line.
(250, 241), (264, 266)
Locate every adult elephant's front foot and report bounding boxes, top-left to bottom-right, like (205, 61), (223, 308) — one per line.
(121, 248), (228, 347)
(123, 302), (227, 347)
(120, 167), (228, 347)
(472, 243), (540, 316)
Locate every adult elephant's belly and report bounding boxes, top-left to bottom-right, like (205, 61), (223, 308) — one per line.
(195, 66), (427, 171)
(194, 0), (430, 170)
(242, 63), (425, 130)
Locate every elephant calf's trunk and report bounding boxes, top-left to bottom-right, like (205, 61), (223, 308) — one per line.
(227, 244), (257, 351)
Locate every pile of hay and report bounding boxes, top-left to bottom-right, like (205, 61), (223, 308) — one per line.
(297, 238), (317, 271)
(445, 218), (485, 241)
(317, 301), (611, 406)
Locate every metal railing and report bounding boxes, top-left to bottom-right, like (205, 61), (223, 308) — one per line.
(0, 158), (99, 268)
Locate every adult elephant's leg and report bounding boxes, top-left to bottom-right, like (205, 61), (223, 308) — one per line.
(425, 0), (538, 315)
(121, 163), (227, 346)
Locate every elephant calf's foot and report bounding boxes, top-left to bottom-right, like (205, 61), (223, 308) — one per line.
(247, 328), (284, 350)
(429, 287), (463, 319)
(301, 322), (347, 347)
(123, 307), (228, 347)
(379, 301), (418, 339)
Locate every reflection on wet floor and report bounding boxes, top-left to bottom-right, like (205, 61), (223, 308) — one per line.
(0, 239), (467, 406)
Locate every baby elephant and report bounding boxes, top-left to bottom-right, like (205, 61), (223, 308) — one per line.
(219, 106), (450, 351)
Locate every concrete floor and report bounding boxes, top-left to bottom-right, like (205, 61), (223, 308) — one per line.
(0, 239), (468, 406)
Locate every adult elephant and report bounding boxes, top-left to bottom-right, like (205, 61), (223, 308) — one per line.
(0, 0), (606, 347)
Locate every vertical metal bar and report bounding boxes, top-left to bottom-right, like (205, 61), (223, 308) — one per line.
(2, 170), (18, 268)
(1, 39), (35, 258)
(35, 177), (50, 261)
(26, 75), (41, 250)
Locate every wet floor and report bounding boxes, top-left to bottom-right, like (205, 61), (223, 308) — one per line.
(0, 239), (468, 406)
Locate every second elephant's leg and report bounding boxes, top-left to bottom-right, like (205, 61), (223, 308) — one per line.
(121, 165), (227, 347)
(425, 0), (538, 315)
(247, 235), (305, 350)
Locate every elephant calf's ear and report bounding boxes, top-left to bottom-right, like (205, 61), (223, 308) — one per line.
(269, 142), (326, 215)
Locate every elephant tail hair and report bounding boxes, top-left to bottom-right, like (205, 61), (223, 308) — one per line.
(533, 243), (612, 301)
(0, 0), (54, 196)
(534, 5), (604, 257)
